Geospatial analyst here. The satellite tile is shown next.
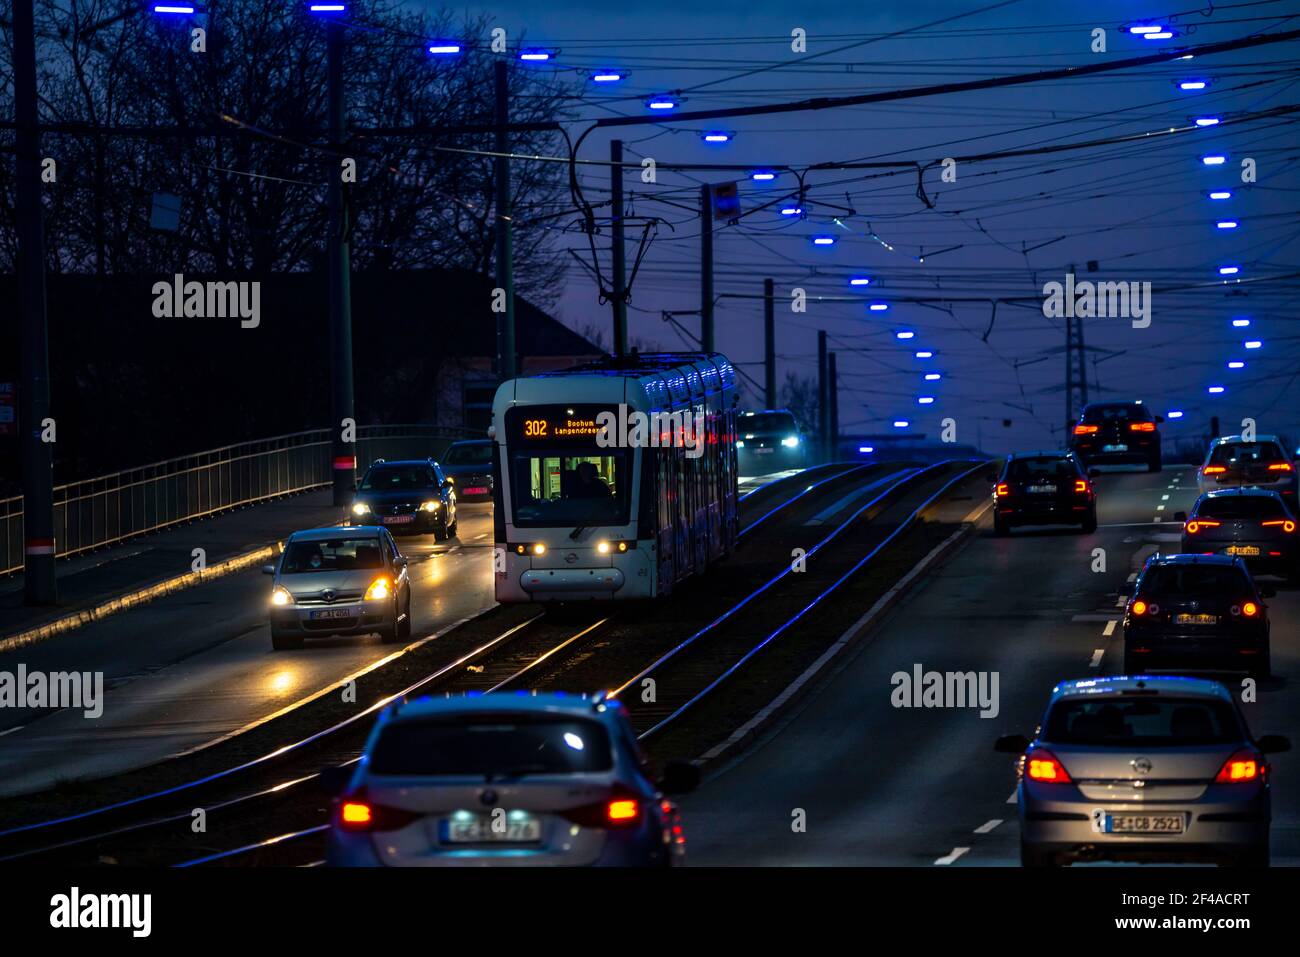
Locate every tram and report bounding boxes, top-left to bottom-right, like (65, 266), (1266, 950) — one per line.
(491, 352), (739, 602)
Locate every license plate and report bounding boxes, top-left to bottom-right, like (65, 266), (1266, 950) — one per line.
(754, 447), (774, 454)
(1026, 485), (1057, 494)
(1102, 444), (1128, 452)
(444, 815), (541, 844)
(1105, 813), (1184, 834)
(1226, 545), (1260, 556)
(382, 514), (414, 524)
(310, 608), (354, 620)
(462, 486), (488, 495)
(1175, 613), (1218, 625)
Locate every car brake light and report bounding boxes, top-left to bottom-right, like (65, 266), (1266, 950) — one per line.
(1131, 599), (1148, 615)
(1203, 465), (1227, 474)
(1073, 424), (1098, 435)
(1215, 748), (1262, 783)
(1268, 462), (1293, 472)
(340, 802), (373, 829)
(607, 799), (640, 822)
(1026, 749), (1072, 783)
(995, 483), (1009, 496)
(1262, 519), (1296, 532)
(1129, 421), (1156, 432)
(1074, 479), (1088, 493)
(1185, 519), (1220, 533)
(1242, 601), (1259, 617)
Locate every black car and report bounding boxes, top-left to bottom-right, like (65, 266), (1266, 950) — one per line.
(1069, 401), (1163, 472)
(992, 451), (1097, 535)
(1178, 488), (1299, 582)
(441, 439), (495, 502)
(1123, 553), (1272, 677)
(350, 458), (458, 540)
(737, 409), (806, 475)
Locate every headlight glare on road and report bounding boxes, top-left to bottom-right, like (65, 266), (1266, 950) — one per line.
(271, 586), (293, 606)
(421, 500), (440, 512)
(365, 577), (391, 601)
(351, 502), (370, 516)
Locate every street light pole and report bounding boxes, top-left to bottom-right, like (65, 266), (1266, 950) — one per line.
(326, 19), (356, 506)
(494, 59), (517, 379)
(610, 138), (627, 358)
(14, 0), (57, 604)
(700, 185), (714, 352)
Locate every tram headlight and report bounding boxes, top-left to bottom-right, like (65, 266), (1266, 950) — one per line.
(597, 541), (611, 555)
(532, 543), (546, 556)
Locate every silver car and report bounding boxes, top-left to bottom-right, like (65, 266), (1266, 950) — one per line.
(997, 676), (1290, 867)
(1197, 434), (1298, 510)
(323, 693), (698, 867)
(263, 525), (412, 650)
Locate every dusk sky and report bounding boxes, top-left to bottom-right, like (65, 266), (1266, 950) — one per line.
(428, 0), (1300, 453)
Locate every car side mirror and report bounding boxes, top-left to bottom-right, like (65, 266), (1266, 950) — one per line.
(1088, 468), (1101, 478)
(658, 759), (701, 795)
(318, 764), (354, 797)
(1174, 511), (1187, 523)
(1259, 584), (1277, 599)
(261, 564), (276, 575)
(395, 556), (409, 568)
(1258, 735), (1291, 755)
(994, 734), (1030, 754)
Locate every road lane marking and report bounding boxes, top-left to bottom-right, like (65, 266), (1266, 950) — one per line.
(1103, 619), (1118, 636)
(1089, 648), (1105, 668)
(934, 847), (970, 865)
(1115, 595), (1126, 607)
(974, 819), (1003, 834)
(1006, 790), (1018, 804)
(1127, 572), (1138, 582)
(1073, 613), (1118, 621)
(1161, 494), (1170, 501)
(1156, 504), (1165, 511)
(0, 726), (23, 739)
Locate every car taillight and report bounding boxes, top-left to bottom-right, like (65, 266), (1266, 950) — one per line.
(995, 483), (1009, 496)
(607, 799), (640, 823)
(336, 797), (421, 832)
(1026, 749), (1072, 783)
(1215, 748), (1263, 783)
(1131, 599), (1148, 615)
(1242, 601), (1259, 617)
(1203, 465), (1227, 474)
(560, 788), (644, 829)
(1185, 519), (1220, 533)
(1074, 479), (1089, 493)
(1267, 462), (1293, 472)
(1073, 424), (1098, 435)
(1129, 421), (1156, 432)
(1262, 519), (1296, 532)
(339, 801), (373, 830)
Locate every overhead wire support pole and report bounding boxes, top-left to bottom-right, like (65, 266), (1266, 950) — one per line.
(763, 278), (776, 409)
(610, 139), (627, 358)
(494, 59), (517, 381)
(14, 0), (56, 603)
(700, 185), (714, 353)
(326, 18), (356, 507)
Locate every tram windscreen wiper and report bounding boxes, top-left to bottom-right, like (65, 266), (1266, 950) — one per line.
(569, 526), (587, 540)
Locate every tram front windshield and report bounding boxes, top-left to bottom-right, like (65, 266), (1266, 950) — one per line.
(509, 452), (630, 528)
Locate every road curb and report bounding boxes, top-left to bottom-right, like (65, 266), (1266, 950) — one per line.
(0, 545), (276, 654)
(694, 492), (993, 769)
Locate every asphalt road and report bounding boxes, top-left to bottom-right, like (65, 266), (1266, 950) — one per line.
(684, 465), (1300, 866)
(0, 504), (497, 797)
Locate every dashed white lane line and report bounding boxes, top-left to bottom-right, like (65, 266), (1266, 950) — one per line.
(1156, 504), (1165, 511)
(1115, 595), (1126, 607)
(1089, 648), (1105, 668)
(1161, 494), (1170, 501)
(0, 726), (23, 739)
(974, 819), (1003, 834)
(1103, 619), (1118, 637)
(1127, 572), (1138, 582)
(934, 847), (970, 865)
(1006, 790), (1018, 805)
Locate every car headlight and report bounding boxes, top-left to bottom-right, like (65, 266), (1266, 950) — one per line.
(271, 586), (293, 606)
(421, 500), (440, 512)
(364, 577), (391, 601)
(781, 435), (800, 448)
(351, 502), (370, 516)
(737, 440), (745, 448)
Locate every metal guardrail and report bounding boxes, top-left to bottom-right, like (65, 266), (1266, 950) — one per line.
(0, 424), (479, 577)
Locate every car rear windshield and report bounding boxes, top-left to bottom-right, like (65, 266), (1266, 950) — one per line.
(1082, 405), (1152, 424)
(1141, 564), (1250, 598)
(282, 538), (384, 573)
(1208, 441), (1287, 467)
(443, 443), (494, 466)
(741, 412), (799, 435)
(1197, 496), (1288, 520)
(1006, 457), (1080, 481)
(1044, 696), (1241, 746)
(369, 716), (614, 775)
(360, 466), (436, 491)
